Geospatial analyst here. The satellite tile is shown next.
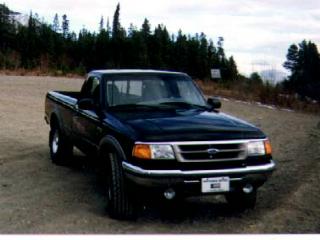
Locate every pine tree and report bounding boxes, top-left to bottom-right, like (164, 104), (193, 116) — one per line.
(217, 36), (225, 62)
(227, 56), (238, 81)
(128, 23), (137, 37)
(106, 17), (111, 37)
(249, 72), (263, 85)
(0, 3), (16, 51)
(52, 13), (60, 32)
(112, 3), (120, 40)
(207, 40), (217, 68)
(283, 44), (299, 72)
(283, 40), (320, 100)
(139, 18), (151, 67)
(61, 14), (69, 38)
(111, 3), (125, 68)
(174, 30), (188, 72)
(99, 16), (104, 32)
(141, 18), (151, 37)
(198, 32), (209, 79)
(22, 12), (39, 68)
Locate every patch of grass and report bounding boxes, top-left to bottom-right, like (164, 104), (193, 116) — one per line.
(196, 80), (320, 115)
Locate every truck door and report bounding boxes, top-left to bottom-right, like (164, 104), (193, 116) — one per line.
(72, 76), (104, 155)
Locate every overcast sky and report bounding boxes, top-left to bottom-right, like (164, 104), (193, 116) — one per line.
(3, 0), (320, 76)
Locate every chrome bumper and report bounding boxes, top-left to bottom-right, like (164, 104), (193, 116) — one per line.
(122, 160), (276, 178)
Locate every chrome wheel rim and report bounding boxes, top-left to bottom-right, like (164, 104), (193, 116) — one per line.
(52, 131), (59, 154)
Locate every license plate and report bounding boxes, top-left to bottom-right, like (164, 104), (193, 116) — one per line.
(201, 177), (230, 193)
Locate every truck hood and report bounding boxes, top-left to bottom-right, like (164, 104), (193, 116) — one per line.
(111, 110), (265, 142)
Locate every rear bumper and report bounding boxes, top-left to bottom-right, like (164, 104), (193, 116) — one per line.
(122, 160), (276, 195)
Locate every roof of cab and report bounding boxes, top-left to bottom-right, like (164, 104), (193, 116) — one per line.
(89, 69), (187, 76)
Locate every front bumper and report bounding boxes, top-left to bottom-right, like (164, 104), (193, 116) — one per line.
(123, 160), (276, 177)
(122, 160), (276, 195)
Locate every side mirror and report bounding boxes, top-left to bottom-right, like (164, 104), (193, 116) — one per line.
(77, 98), (95, 110)
(207, 97), (221, 109)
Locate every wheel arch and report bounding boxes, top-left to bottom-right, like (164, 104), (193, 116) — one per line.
(50, 113), (59, 129)
(49, 111), (67, 135)
(99, 135), (127, 161)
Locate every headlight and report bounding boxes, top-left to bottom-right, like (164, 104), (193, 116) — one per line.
(247, 140), (272, 156)
(150, 145), (175, 159)
(247, 141), (265, 156)
(132, 144), (175, 160)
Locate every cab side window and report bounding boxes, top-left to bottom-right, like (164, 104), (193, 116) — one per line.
(82, 76), (100, 105)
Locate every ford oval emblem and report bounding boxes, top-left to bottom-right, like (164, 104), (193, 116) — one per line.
(207, 148), (220, 155)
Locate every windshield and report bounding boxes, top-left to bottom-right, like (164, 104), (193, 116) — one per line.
(104, 74), (207, 109)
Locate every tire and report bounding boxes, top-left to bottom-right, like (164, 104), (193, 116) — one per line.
(49, 123), (73, 165)
(106, 152), (135, 220)
(225, 189), (257, 210)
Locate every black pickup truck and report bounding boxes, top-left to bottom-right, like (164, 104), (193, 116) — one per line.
(45, 70), (275, 219)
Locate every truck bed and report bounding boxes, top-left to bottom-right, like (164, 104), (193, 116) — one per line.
(52, 91), (81, 100)
(46, 91), (81, 107)
(44, 91), (81, 127)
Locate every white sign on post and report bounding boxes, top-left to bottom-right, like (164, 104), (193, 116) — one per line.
(211, 69), (221, 79)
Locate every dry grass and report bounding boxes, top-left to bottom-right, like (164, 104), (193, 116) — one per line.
(196, 80), (320, 115)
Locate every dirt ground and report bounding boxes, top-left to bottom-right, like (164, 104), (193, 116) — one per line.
(0, 75), (319, 234)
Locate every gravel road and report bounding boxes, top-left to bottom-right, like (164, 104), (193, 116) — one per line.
(0, 75), (319, 233)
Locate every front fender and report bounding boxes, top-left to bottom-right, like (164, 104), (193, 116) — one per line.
(99, 135), (127, 161)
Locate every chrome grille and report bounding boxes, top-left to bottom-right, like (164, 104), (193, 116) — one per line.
(173, 141), (247, 162)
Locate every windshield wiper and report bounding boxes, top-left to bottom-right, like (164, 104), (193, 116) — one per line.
(159, 101), (210, 110)
(109, 102), (210, 111)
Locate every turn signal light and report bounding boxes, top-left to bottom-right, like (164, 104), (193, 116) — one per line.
(132, 144), (151, 159)
(264, 140), (272, 155)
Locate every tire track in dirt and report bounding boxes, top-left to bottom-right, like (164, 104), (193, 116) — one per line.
(243, 127), (320, 233)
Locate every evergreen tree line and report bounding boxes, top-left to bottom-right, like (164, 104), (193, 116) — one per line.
(0, 3), (238, 80)
(1, 3), (319, 102)
(283, 40), (320, 101)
